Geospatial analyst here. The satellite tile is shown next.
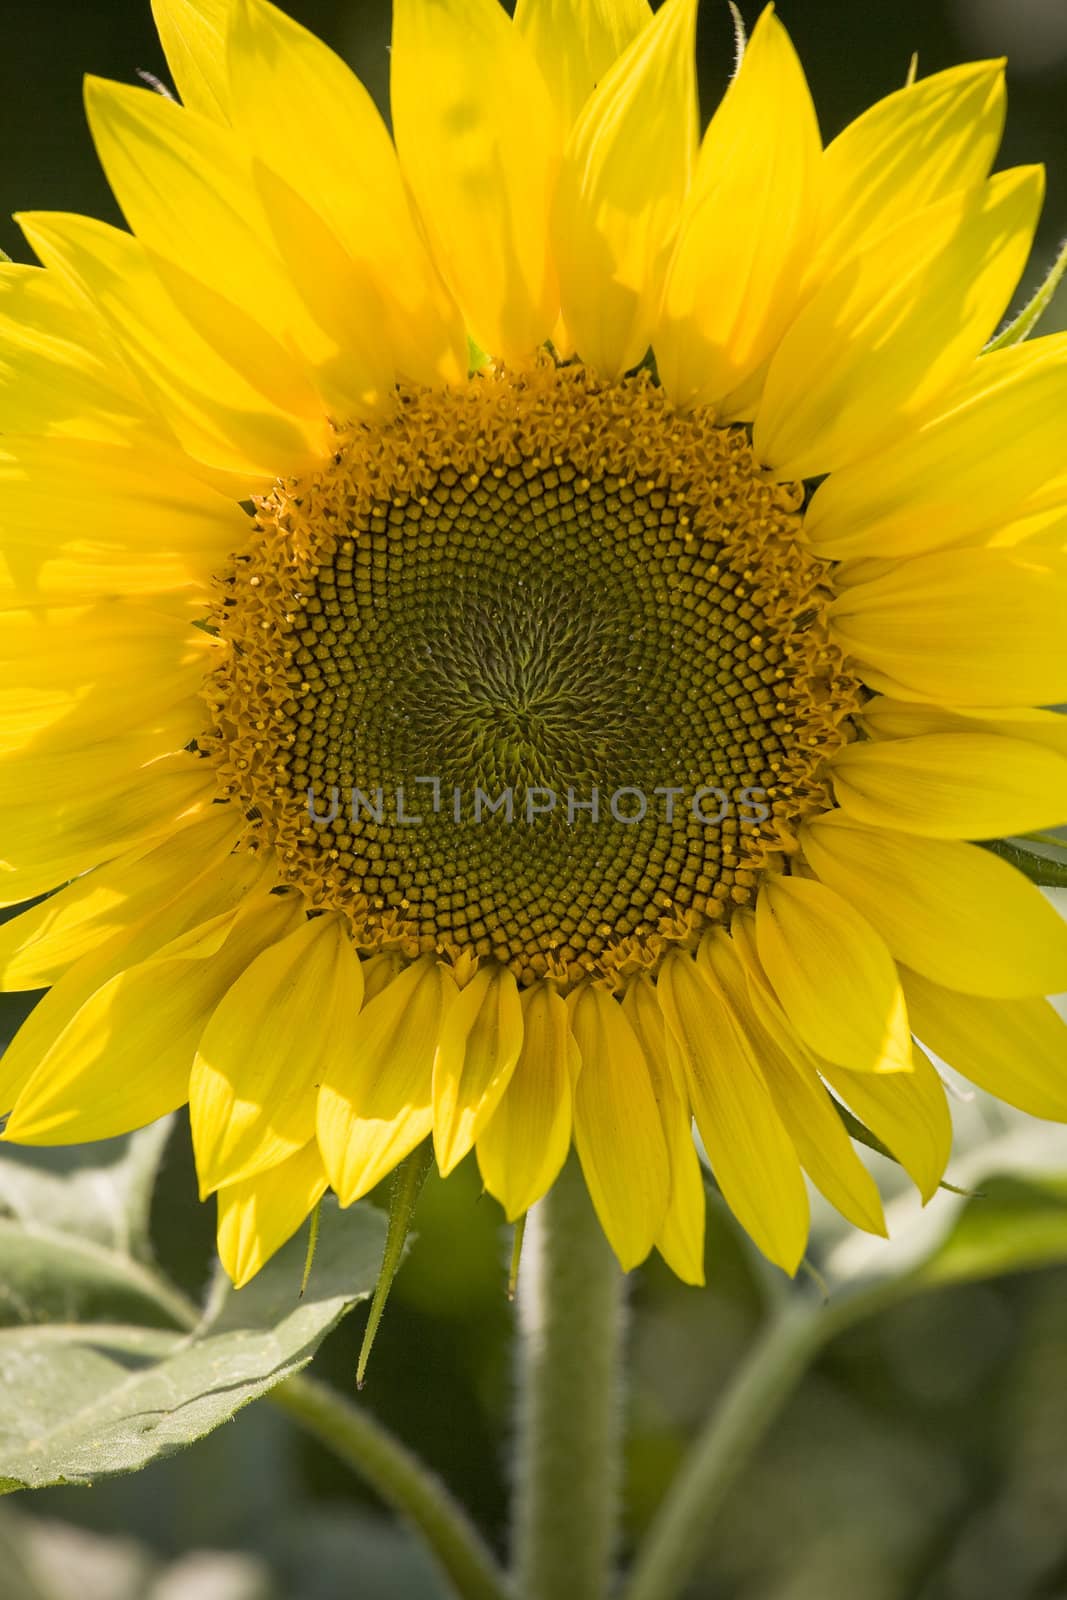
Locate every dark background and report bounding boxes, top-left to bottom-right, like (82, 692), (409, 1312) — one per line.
(2, 4), (1067, 1597)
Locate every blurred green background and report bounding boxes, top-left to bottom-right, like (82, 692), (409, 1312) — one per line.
(2, 2), (1067, 1597)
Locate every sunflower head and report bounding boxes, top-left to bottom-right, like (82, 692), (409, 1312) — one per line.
(2, 0), (1066, 1293)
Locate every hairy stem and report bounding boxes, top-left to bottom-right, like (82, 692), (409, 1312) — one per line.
(512, 1156), (626, 1600)
(272, 1372), (509, 1600)
(622, 1301), (825, 1600)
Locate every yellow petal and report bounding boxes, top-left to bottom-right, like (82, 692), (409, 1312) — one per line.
(805, 335), (1067, 560)
(0, 263), (156, 446)
(763, 1051), (888, 1238)
(553, 0), (697, 378)
(216, 1142), (329, 1289)
(819, 1047), (950, 1203)
(860, 698), (1067, 758)
(191, 915), (362, 1194)
(755, 167), (1043, 478)
(391, 0), (559, 364)
(567, 982), (670, 1270)
(361, 951), (408, 1003)
(0, 753), (216, 908)
(0, 840), (274, 1113)
(715, 355), (772, 425)
(84, 77), (351, 415)
(151, 0), (233, 122)
(902, 967), (1067, 1122)
(987, 505), (1067, 550)
(622, 973), (705, 1285)
(655, 9), (820, 411)
(227, 0), (465, 388)
(810, 60), (1005, 279)
(21, 211), (326, 481)
(730, 910), (948, 1199)
(244, 161), (395, 420)
(514, 0), (652, 128)
(754, 875), (911, 1073)
(0, 701), (204, 807)
(802, 813), (1067, 997)
(0, 434), (246, 605)
(705, 931), (886, 1237)
(477, 981), (576, 1220)
(432, 963), (524, 1177)
(829, 549), (1067, 707)
(317, 956), (457, 1205)
(4, 892), (300, 1145)
(830, 733), (1067, 838)
(0, 804), (244, 990)
(657, 948), (809, 1274)
(0, 598), (214, 754)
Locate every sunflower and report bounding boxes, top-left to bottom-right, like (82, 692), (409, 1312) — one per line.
(2, 0), (1066, 1291)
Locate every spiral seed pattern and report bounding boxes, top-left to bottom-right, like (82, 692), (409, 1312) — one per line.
(204, 361), (860, 988)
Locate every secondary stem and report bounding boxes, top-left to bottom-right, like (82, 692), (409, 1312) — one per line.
(512, 1156), (626, 1600)
(622, 1300), (825, 1600)
(143, 1256), (508, 1600)
(271, 1372), (510, 1600)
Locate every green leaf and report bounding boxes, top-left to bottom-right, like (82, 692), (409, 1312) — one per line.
(357, 1141), (428, 1388)
(821, 1121), (1067, 1319)
(828, 1095), (894, 1164)
(827, 1093), (976, 1195)
(0, 1135), (386, 1491)
(986, 236), (1067, 349)
(985, 837), (1067, 888)
(913, 1172), (1067, 1289)
(0, 1119), (174, 1263)
(467, 334), (490, 374)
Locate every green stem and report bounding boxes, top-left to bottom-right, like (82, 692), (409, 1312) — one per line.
(622, 1301), (825, 1600)
(271, 1372), (510, 1600)
(131, 1250), (507, 1600)
(512, 1156), (626, 1600)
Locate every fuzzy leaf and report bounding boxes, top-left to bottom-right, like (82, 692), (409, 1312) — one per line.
(0, 1120), (174, 1263)
(0, 1136), (385, 1491)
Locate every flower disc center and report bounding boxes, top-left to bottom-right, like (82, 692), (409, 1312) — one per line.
(205, 362), (859, 987)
